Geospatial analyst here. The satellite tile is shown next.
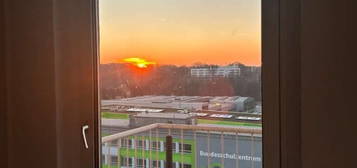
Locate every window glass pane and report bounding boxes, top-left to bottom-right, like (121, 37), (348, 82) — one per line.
(99, 0), (262, 168)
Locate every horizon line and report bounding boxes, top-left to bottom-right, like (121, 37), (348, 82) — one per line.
(100, 62), (262, 67)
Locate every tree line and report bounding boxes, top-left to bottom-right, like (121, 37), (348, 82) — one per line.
(100, 63), (261, 101)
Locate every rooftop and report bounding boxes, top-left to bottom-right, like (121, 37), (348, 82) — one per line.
(102, 95), (254, 108)
(134, 112), (192, 119)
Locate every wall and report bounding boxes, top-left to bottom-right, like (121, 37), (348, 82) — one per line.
(301, 0), (356, 168)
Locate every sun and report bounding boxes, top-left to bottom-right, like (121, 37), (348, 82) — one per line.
(123, 57), (156, 68)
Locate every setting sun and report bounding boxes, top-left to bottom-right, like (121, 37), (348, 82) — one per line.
(123, 57), (156, 68)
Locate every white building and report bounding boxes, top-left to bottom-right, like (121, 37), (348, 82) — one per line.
(191, 65), (241, 78)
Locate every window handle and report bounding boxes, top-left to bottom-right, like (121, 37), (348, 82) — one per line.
(82, 125), (89, 149)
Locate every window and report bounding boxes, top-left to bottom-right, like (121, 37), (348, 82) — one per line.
(99, 0), (262, 168)
(137, 158), (148, 168)
(151, 141), (162, 151)
(179, 143), (192, 153)
(152, 160), (163, 168)
(110, 156), (118, 166)
(120, 157), (134, 167)
(121, 138), (133, 148)
(137, 139), (146, 150)
(173, 163), (192, 168)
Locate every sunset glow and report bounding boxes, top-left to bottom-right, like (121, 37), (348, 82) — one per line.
(123, 57), (156, 68)
(99, 0), (261, 66)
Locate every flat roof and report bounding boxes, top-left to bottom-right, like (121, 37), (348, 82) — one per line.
(101, 119), (129, 127)
(126, 108), (163, 113)
(101, 95), (254, 109)
(135, 113), (192, 119)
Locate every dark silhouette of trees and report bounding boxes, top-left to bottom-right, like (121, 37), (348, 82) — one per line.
(100, 63), (261, 101)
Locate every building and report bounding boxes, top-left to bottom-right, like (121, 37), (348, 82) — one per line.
(102, 95), (256, 113)
(190, 65), (241, 78)
(129, 113), (196, 127)
(102, 125), (262, 168)
(209, 96), (256, 112)
(102, 96), (210, 111)
(235, 97), (256, 112)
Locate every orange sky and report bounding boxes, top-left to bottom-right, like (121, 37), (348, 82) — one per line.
(99, 0), (261, 66)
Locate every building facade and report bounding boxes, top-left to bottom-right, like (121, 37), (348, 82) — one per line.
(102, 129), (262, 168)
(190, 65), (241, 78)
